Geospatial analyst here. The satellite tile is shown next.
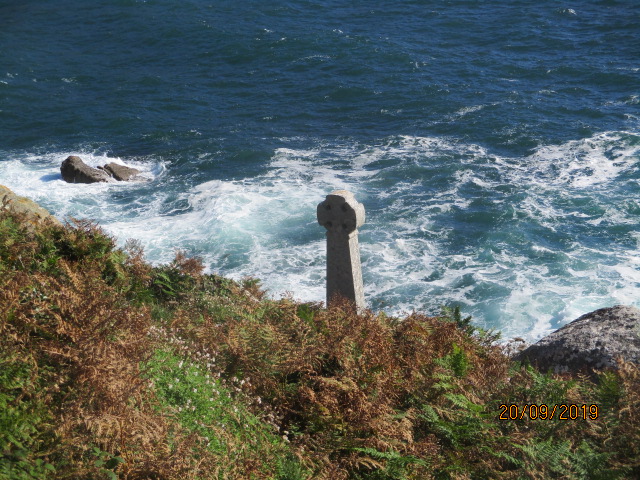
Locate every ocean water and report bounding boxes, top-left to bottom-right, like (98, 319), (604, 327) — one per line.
(1, 0), (639, 340)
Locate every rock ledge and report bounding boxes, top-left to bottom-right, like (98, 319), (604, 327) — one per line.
(514, 305), (640, 374)
(0, 185), (62, 231)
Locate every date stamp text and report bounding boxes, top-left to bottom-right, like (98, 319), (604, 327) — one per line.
(498, 404), (599, 420)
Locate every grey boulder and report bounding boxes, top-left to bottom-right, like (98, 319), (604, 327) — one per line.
(101, 162), (143, 181)
(514, 305), (640, 374)
(61, 156), (145, 183)
(60, 156), (112, 183)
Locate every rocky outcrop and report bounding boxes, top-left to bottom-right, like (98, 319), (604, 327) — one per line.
(514, 305), (640, 374)
(60, 156), (144, 183)
(0, 185), (62, 231)
(61, 156), (113, 183)
(101, 162), (143, 181)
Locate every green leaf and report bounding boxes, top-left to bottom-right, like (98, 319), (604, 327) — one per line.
(105, 456), (125, 469)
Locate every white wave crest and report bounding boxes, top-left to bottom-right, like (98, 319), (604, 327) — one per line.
(2, 131), (638, 341)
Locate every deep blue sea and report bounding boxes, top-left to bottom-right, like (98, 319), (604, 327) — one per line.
(2, 0), (639, 340)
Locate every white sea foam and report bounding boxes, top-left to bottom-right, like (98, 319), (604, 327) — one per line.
(447, 104), (492, 121)
(0, 150), (164, 221)
(2, 131), (639, 341)
(519, 132), (640, 189)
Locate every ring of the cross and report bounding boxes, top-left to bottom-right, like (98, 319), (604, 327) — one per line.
(316, 191), (365, 235)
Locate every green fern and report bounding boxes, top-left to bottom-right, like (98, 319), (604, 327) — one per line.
(513, 437), (572, 476)
(418, 405), (457, 445)
(275, 453), (311, 480)
(351, 447), (430, 480)
(597, 371), (623, 410)
(480, 446), (524, 469)
(0, 354), (55, 480)
(443, 393), (484, 414)
(570, 440), (627, 480)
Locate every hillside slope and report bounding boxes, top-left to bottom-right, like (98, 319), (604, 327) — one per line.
(1, 188), (639, 479)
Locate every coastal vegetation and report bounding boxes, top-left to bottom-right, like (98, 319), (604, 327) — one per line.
(1, 208), (639, 479)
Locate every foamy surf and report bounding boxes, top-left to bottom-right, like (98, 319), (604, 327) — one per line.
(0, 150), (165, 219)
(1, 131), (639, 342)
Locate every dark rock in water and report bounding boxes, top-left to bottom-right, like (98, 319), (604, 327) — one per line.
(61, 156), (112, 183)
(60, 156), (145, 183)
(102, 162), (143, 181)
(0, 184), (62, 231)
(514, 305), (640, 374)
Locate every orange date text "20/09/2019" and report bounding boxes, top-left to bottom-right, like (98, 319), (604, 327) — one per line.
(498, 404), (599, 420)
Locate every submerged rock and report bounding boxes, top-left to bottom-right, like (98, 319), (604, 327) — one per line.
(0, 184), (62, 231)
(515, 305), (640, 374)
(61, 156), (112, 183)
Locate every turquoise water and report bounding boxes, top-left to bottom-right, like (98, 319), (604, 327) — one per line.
(1, 0), (639, 340)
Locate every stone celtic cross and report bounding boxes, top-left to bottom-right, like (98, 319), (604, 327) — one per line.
(317, 190), (365, 311)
